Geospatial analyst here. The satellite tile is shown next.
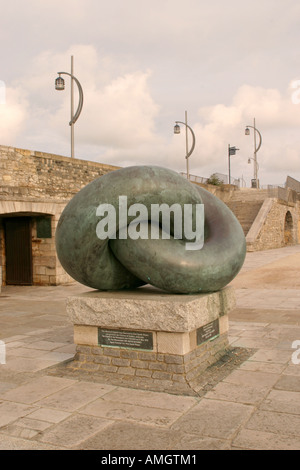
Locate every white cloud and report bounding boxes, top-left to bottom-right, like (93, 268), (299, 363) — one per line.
(2, 42), (300, 186)
(188, 84), (300, 185)
(0, 45), (161, 157)
(74, 70), (160, 148)
(0, 87), (29, 144)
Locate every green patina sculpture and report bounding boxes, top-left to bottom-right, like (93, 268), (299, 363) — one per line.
(55, 166), (246, 294)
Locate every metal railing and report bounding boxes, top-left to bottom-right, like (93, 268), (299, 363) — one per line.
(179, 173), (209, 184)
(179, 172), (240, 187)
(265, 176), (300, 203)
(179, 172), (300, 202)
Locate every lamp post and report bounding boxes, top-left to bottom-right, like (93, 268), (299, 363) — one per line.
(55, 56), (84, 158)
(247, 156), (259, 175)
(245, 118), (262, 188)
(174, 111), (196, 180)
(228, 145), (239, 185)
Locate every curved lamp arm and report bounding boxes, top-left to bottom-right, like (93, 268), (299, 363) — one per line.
(246, 125), (262, 153)
(175, 121), (196, 158)
(57, 71), (84, 125)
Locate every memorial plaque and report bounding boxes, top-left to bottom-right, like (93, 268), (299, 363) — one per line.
(36, 217), (52, 238)
(98, 328), (153, 350)
(197, 319), (219, 345)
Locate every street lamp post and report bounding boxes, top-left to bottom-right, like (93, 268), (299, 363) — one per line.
(174, 111), (196, 180)
(55, 56), (84, 158)
(228, 145), (239, 185)
(245, 118), (262, 188)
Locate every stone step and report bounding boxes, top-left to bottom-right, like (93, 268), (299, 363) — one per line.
(230, 189), (268, 202)
(225, 200), (264, 235)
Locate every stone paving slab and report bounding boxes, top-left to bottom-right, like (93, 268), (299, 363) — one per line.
(0, 402), (38, 428)
(36, 382), (117, 412)
(245, 409), (300, 437)
(0, 435), (60, 450)
(205, 381), (269, 405)
(35, 414), (113, 448)
(73, 421), (194, 451)
(232, 429), (300, 450)
(73, 421), (231, 451)
(26, 407), (71, 424)
(260, 389), (300, 414)
(99, 387), (197, 412)
(0, 245), (300, 450)
(171, 399), (255, 439)
(0, 376), (77, 404)
(78, 398), (184, 427)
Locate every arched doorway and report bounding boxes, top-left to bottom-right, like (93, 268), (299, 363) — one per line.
(284, 211), (294, 245)
(0, 201), (60, 286)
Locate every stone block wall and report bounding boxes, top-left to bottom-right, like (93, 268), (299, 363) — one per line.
(69, 334), (229, 395)
(0, 145), (119, 286)
(31, 212), (72, 285)
(0, 145), (120, 202)
(0, 200), (72, 286)
(196, 182), (237, 203)
(246, 199), (298, 251)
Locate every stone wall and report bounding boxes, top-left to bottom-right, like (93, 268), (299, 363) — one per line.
(0, 145), (120, 286)
(0, 200), (69, 285)
(246, 199), (299, 251)
(0, 145), (119, 202)
(195, 182), (237, 203)
(70, 334), (229, 395)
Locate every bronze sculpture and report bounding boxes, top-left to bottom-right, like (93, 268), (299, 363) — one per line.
(56, 166), (246, 294)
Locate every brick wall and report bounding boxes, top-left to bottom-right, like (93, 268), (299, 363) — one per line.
(68, 334), (229, 395)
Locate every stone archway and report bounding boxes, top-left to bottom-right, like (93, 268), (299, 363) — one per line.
(284, 211), (294, 245)
(0, 201), (66, 286)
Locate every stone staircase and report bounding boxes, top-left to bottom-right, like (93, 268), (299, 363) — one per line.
(225, 189), (268, 236)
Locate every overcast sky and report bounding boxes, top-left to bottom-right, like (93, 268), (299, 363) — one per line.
(1, 0), (300, 186)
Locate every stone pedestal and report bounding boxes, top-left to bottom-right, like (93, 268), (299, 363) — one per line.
(66, 285), (235, 394)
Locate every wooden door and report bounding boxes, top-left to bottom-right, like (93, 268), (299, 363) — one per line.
(5, 217), (33, 285)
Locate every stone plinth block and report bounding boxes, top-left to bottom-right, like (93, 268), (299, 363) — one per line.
(66, 286), (236, 395)
(67, 285), (235, 332)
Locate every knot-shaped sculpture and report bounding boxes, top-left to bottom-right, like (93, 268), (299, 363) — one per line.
(56, 166), (246, 294)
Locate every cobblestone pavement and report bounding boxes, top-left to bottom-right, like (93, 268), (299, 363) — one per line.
(0, 245), (300, 450)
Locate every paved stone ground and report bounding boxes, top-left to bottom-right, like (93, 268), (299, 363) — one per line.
(0, 245), (300, 450)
